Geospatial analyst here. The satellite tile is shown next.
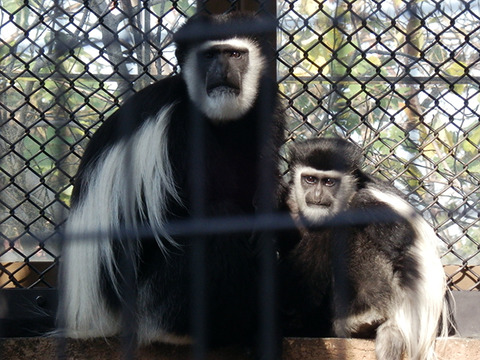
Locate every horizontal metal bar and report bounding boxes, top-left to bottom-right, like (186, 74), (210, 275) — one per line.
(61, 207), (407, 242)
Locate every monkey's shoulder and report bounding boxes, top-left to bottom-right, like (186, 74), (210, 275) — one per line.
(81, 75), (187, 148)
(71, 76), (189, 202)
(132, 75), (189, 110)
(351, 173), (406, 206)
(348, 185), (417, 258)
(115, 75), (189, 125)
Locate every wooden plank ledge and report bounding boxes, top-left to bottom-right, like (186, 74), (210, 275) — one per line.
(1, 337), (480, 360)
(284, 338), (480, 360)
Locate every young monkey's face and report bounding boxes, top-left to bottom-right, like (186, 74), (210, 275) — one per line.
(289, 166), (356, 223)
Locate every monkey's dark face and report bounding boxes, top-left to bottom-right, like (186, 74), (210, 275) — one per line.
(288, 166), (357, 222)
(301, 173), (341, 208)
(183, 38), (265, 121)
(199, 45), (249, 97)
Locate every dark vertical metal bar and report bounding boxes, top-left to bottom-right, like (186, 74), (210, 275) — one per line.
(189, 6), (208, 357)
(0, 293), (4, 359)
(82, 2), (139, 358)
(199, 0), (236, 14)
(259, 236), (278, 360)
(330, 226), (351, 321)
(116, 3), (139, 358)
(256, 76), (279, 360)
(330, 227), (350, 360)
(256, 2), (279, 358)
(189, 89), (208, 360)
(50, 0), (71, 358)
(117, 105), (139, 360)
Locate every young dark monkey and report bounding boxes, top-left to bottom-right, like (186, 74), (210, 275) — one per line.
(278, 138), (451, 360)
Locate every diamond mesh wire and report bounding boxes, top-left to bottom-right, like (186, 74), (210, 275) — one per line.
(0, 0), (479, 290)
(0, 0), (195, 288)
(278, 0), (480, 290)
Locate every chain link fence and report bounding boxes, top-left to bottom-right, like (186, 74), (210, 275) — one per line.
(0, 0), (195, 288)
(277, 0), (480, 290)
(0, 0), (479, 293)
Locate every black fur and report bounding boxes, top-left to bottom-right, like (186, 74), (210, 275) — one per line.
(278, 138), (421, 338)
(288, 137), (363, 173)
(68, 12), (284, 349)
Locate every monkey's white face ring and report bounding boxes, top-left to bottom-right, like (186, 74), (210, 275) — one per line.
(301, 206), (333, 223)
(182, 38), (266, 122)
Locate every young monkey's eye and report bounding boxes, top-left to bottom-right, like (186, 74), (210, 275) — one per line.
(322, 178), (337, 187)
(302, 175), (318, 185)
(229, 50), (242, 58)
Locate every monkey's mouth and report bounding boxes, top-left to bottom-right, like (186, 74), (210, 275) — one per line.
(206, 82), (240, 97)
(306, 202), (331, 209)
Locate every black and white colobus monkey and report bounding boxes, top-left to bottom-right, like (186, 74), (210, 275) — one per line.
(60, 12), (284, 347)
(278, 138), (451, 360)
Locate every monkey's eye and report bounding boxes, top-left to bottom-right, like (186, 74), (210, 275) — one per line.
(322, 178), (337, 187)
(229, 51), (243, 58)
(302, 175), (318, 185)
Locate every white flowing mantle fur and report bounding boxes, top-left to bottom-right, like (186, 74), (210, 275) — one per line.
(60, 105), (180, 340)
(366, 187), (450, 360)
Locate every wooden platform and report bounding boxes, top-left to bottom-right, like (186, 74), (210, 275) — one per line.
(1, 265), (479, 359)
(1, 337), (480, 360)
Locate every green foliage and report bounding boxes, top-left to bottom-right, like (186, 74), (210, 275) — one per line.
(1, 0), (479, 267)
(0, 0), (196, 262)
(278, 0), (480, 265)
